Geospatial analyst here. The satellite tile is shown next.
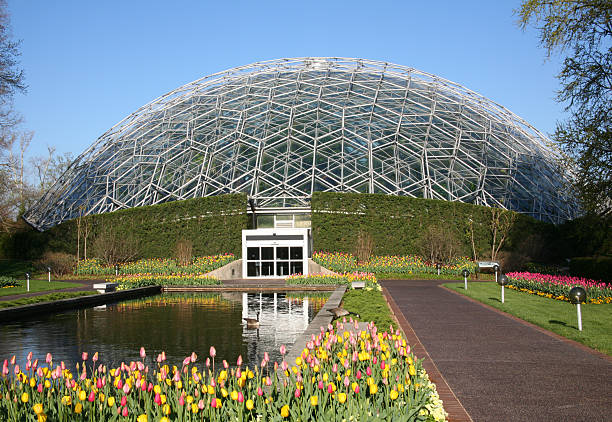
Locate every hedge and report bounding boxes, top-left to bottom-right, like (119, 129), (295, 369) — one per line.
(570, 256), (612, 282)
(2, 194), (248, 260)
(311, 192), (551, 259)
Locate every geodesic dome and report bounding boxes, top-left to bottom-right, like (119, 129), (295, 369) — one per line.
(24, 57), (576, 230)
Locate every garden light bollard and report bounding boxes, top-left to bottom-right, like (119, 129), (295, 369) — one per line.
(493, 264), (500, 284)
(47, 266), (51, 283)
(26, 272), (30, 292)
(462, 269), (470, 290)
(569, 286), (587, 331)
(115, 264), (119, 276)
(436, 263), (441, 276)
(497, 274), (508, 303)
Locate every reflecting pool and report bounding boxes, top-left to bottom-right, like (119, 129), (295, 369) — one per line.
(0, 292), (329, 369)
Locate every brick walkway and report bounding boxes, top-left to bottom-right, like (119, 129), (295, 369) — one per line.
(382, 280), (612, 422)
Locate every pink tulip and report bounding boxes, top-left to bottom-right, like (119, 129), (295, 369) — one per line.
(117, 379), (123, 389)
(190, 352), (197, 363)
(123, 383), (131, 394)
(238, 391), (244, 402)
(257, 387), (263, 396)
(88, 391), (95, 402)
(237, 355), (242, 367)
(121, 406), (128, 417)
(294, 388), (301, 398)
(139, 347), (146, 359)
(280, 344), (286, 355)
(121, 395), (127, 406)
(211, 397), (218, 408)
(198, 399), (205, 410)
(45, 354), (50, 364)
(14, 365), (19, 375)
(183, 356), (191, 367)
(354, 384), (360, 394)
(27, 352), (32, 361)
(37, 383), (43, 393)
(318, 380), (324, 389)
(154, 393), (161, 405)
(97, 378), (103, 389)
(178, 394), (185, 406)
(223, 360), (228, 369)
(82, 352), (88, 361)
(327, 383), (333, 394)
(206, 357), (210, 368)
(366, 367), (372, 376)
(209, 346), (216, 358)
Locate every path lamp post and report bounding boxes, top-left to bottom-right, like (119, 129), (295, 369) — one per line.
(436, 263), (441, 276)
(497, 274), (508, 303)
(569, 286), (587, 331)
(26, 273), (30, 292)
(47, 266), (51, 283)
(462, 269), (470, 290)
(493, 264), (500, 284)
(115, 265), (119, 276)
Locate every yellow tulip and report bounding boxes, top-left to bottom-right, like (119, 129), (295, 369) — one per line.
(29, 378), (36, 388)
(160, 418), (169, 422)
(33, 403), (44, 415)
(44, 380), (51, 389)
(246, 399), (254, 410)
(207, 385), (214, 395)
(231, 390), (238, 401)
(191, 403), (198, 413)
(369, 383), (378, 394)
(409, 365), (416, 376)
(281, 404), (290, 418)
(154, 385), (161, 394)
(74, 403), (82, 414)
(137, 415), (148, 422)
(160, 394), (167, 404)
(310, 396), (318, 406)
(390, 390), (399, 400)
(186, 395), (194, 404)
(37, 413), (47, 422)
(337, 392), (347, 404)
(221, 388), (228, 397)
(162, 404), (171, 415)
(21, 392), (29, 403)
(61, 396), (71, 406)
(107, 396), (115, 407)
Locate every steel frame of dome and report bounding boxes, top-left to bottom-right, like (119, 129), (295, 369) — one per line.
(24, 57), (576, 231)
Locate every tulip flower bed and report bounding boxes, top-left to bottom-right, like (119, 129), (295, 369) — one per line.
(506, 272), (612, 304)
(0, 320), (447, 421)
(286, 272), (380, 290)
(313, 251), (477, 278)
(114, 274), (222, 290)
(76, 254), (235, 276)
(0, 276), (19, 288)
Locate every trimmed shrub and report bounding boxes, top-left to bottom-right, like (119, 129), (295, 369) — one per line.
(570, 256), (612, 282)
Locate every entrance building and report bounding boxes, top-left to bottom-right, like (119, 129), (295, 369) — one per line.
(241, 228), (310, 278)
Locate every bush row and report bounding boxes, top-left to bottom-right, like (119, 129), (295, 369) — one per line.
(1, 194), (248, 260)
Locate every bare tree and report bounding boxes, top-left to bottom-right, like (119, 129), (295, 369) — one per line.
(490, 208), (517, 261)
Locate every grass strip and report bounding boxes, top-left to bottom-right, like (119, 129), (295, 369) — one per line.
(339, 289), (397, 330)
(0, 280), (84, 297)
(444, 282), (612, 356)
(376, 272), (495, 281)
(0, 291), (98, 309)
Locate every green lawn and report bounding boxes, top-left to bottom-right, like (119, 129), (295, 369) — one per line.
(0, 291), (98, 308)
(376, 272), (495, 281)
(444, 282), (612, 356)
(339, 289), (397, 330)
(0, 280), (84, 297)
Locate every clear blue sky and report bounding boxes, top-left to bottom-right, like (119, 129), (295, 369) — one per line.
(9, 0), (565, 159)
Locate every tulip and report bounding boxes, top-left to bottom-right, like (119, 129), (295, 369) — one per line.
(209, 346), (216, 358)
(44, 354), (51, 364)
(179, 394), (185, 406)
(237, 391), (244, 402)
(294, 388), (301, 398)
(154, 393), (161, 405)
(257, 387), (263, 396)
(210, 397), (218, 408)
(281, 404), (290, 418)
(82, 352), (88, 361)
(223, 360), (228, 369)
(280, 344), (286, 355)
(88, 391), (95, 402)
(122, 406), (128, 417)
(121, 395), (127, 406)
(237, 355), (242, 367)
(140, 347), (146, 359)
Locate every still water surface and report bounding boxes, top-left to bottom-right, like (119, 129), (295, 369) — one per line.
(0, 292), (329, 369)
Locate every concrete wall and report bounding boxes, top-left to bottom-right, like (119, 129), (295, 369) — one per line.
(308, 258), (339, 275)
(205, 259), (243, 279)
